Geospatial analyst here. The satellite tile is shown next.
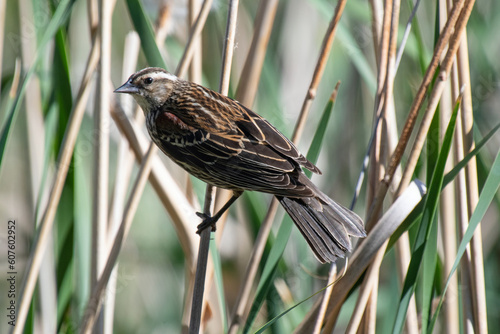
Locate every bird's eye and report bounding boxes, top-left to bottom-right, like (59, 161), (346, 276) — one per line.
(144, 77), (153, 85)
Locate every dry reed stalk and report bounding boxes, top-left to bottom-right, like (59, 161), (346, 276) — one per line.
(298, 0), (476, 331)
(439, 1), (460, 330)
(312, 264), (337, 334)
(79, 143), (157, 334)
(345, 253), (380, 334)
(104, 31), (141, 334)
(351, 0), (420, 332)
(368, 0), (383, 67)
(176, 0), (213, 78)
(228, 2), (349, 330)
(457, 31), (487, 334)
(372, 2), (403, 331)
(292, 0), (348, 142)
(189, 1), (240, 331)
(452, 85), (475, 334)
(155, 2), (172, 49)
(91, 1), (115, 332)
(12, 38), (100, 334)
(185, 0), (203, 208)
(235, 0), (278, 107)
(364, 0), (466, 239)
(387, 0), (417, 331)
(188, 0), (203, 84)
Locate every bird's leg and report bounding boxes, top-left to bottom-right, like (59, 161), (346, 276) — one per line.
(196, 191), (243, 234)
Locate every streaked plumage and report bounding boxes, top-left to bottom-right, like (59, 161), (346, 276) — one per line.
(115, 67), (365, 263)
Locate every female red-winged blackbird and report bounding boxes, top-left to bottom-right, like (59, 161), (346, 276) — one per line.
(115, 67), (365, 263)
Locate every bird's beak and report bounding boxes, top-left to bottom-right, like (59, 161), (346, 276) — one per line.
(114, 81), (139, 94)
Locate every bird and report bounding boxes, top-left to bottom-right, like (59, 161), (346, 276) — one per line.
(114, 67), (365, 263)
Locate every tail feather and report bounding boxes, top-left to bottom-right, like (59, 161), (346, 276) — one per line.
(277, 196), (365, 263)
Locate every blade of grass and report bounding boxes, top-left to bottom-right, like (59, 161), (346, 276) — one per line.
(428, 146), (500, 332)
(386, 120), (500, 250)
(391, 97), (459, 334)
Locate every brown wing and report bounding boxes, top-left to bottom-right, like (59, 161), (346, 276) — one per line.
(178, 84), (321, 174)
(154, 83), (320, 196)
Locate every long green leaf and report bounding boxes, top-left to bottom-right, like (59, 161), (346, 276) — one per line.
(428, 147), (500, 332)
(420, 102), (440, 334)
(0, 0), (73, 169)
(392, 101), (459, 334)
(387, 121), (500, 250)
(125, 0), (166, 69)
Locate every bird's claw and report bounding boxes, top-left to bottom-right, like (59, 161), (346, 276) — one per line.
(196, 212), (217, 234)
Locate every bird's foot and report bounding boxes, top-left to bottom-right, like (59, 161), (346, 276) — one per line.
(196, 212), (217, 234)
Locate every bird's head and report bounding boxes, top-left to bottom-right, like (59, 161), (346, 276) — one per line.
(114, 67), (178, 114)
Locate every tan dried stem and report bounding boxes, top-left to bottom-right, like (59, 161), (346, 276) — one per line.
(79, 143), (157, 334)
(441, 59), (461, 334)
(189, 0), (241, 331)
(92, 2), (117, 332)
(104, 31), (141, 334)
(439, 1), (459, 332)
(176, 0), (214, 78)
(452, 84), (475, 334)
(235, 0), (279, 107)
(188, 0), (203, 84)
(91, 4), (113, 333)
(365, 0), (466, 232)
(350, 0), (419, 332)
(292, 0), (348, 142)
(296, 0), (475, 331)
(312, 264), (337, 334)
(13, 38), (100, 334)
(457, 29), (487, 334)
(155, 3), (172, 48)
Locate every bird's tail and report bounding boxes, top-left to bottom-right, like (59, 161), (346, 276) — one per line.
(277, 195), (365, 263)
